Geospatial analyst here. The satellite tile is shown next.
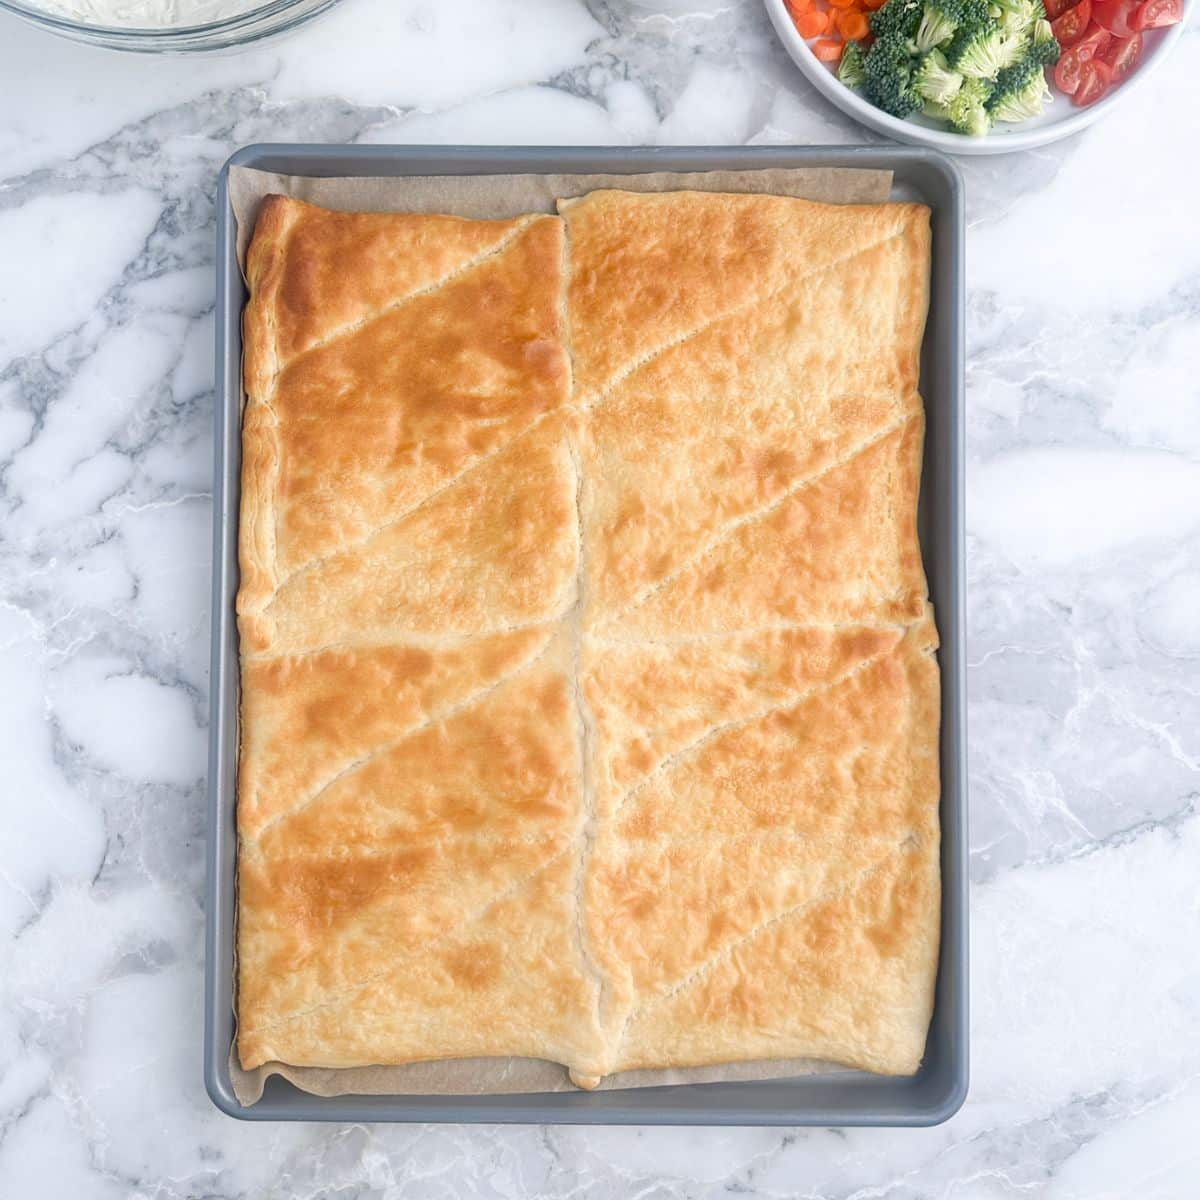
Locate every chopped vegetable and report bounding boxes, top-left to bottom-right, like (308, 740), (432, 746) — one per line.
(987, 56), (1053, 118)
(1073, 56), (1112, 102)
(915, 0), (988, 51)
(1101, 30), (1142, 78)
(869, 0), (925, 39)
(838, 9), (872, 36)
(838, 38), (870, 85)
(1054, 44), (1083, 88)
(1131, 0), (1182, 28)
(1029, 17), (1063, 62)
(1051, 0), (1092, 44)
(864, 40), (923, 115)
(946, 75), (995, 133)
(993, 0), (1041, 34)
(813, 36), (846, 58)
(1091, 0), (1138, 35)
(798, 9), (831, 35)
(914, 47), (967, 102)
(946, 20), (1025, 78)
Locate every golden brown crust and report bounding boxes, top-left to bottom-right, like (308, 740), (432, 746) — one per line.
(236, 203), (598, 1075)
(259, 412), (579, 656)
(558, 190), (928, 406)
(237, 190), (939, 1085)
(582, 624), (906, 818)
(237, 627), (607, 1073)
(249, 194), (530, 370)
(599, 411), (930, 638)
(237, 625), (555, 840)
(616, 834), (940, 1076)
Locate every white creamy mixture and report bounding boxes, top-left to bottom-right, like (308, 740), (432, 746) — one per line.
(30, 0), (259, 26)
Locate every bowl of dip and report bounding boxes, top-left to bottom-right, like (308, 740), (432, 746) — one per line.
(0, 0), (341, 51)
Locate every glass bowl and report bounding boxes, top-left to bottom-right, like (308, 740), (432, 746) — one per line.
(0, 0), (342, 52)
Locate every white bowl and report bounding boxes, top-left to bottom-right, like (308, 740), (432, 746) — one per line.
(0, 0), (341, 51)
(762, 0), (1190, 154)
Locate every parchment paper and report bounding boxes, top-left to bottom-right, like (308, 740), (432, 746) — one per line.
(226, 161), (892, 1107)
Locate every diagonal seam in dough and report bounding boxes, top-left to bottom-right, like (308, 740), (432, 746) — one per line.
(607, 632), (899, 822)
(598, 407), (920, 632)
(244, 627), (557, 843)
(613, 831), (920, 1049)
(267, 407), (561, 598)
(268, 216), (538, 382)
(240, 845), (573, 1042)
(581, 227), (909, 412)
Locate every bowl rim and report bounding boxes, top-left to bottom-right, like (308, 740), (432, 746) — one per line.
(0, 0), (324, 38)
(761, 0), (1191, 155)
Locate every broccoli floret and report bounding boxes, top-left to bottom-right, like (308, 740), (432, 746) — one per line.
(1028, 17), (1060, 64)
(992, 0), (1039, 31)
(946, 20), (1022, 79)
(946, 75), (993, 135)
(870, 0), (924, 45)
(864, 38), (923, 117)
(914, 48), (965, 105)
(998, 27), (1027, 67)
(916, 0), (961, 51)
(987, 57), (1052, 121)
(915, 0), (990, 53)
(838, 40), (869, 89)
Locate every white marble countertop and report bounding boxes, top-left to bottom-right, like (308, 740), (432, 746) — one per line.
(2, 2), (1199, 1195)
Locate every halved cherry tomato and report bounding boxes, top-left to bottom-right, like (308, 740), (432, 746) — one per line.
(1132, 0), (1183, 28)
(1054, 47), (1084, 91)
(1073, 58), (1112, 105)
(1073, 21), (1112, 59)
(1052, 0), (1093, 45)
(1101, 31), (1144, 79)
(812, 37), (844, 60)
(1044, 0), (1075, 17)
(1092, 0), (1138, 36)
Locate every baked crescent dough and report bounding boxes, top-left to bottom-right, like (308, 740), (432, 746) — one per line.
(236, 190), (939, 1085)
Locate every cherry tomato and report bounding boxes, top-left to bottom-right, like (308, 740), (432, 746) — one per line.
(1044, 0), (1075, 18)
(1073, 59), (1113, 105)
(1073, 22), (1112, 59)
(1101, 32), (1144, 79)
(1132, 0), (1183, 28)
(1054, 47), (1083, 91)
(1052, 0), (1093, 44)
(1092, 0), (1139, 36)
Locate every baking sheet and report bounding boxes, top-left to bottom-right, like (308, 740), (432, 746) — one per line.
(226, 162), (899, 1107)
(206, 146), (967, 1124)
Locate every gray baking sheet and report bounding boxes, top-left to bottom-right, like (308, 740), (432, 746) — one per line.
(205, 145), (967, 1125)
